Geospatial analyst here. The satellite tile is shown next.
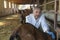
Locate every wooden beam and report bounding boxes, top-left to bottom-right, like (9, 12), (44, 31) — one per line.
(40, 0), (59, 6)
(8, 0), (36, 4)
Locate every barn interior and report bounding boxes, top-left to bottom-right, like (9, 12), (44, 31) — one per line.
(0, 0), (60, 40)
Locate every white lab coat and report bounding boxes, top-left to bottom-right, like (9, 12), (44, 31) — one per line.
(26, 13), (49, 32)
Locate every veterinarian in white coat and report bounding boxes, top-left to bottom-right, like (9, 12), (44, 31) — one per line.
(26, 6), (55, 40)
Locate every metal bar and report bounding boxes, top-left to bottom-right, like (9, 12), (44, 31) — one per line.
(54, 0), (57, 29)
(54, 0), (58, 40)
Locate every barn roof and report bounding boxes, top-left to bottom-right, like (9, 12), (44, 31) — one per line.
(8, 0), (44, 4)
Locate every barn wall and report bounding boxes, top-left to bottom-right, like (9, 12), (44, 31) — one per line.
(0, 0), (19, 17)
(59, 0), (60, 13)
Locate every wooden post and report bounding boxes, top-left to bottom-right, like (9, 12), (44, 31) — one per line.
(37, 0), (40, 6)
(31, 0), (35, 7)
(54, 0), (58, 40)
(43, 0), (46, 10)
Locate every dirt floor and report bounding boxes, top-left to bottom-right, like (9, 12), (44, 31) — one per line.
(0, 14), (21, 40)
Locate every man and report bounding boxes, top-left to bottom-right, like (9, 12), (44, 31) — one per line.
(25, 6), (55, 40)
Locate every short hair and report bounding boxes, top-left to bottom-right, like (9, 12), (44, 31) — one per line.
(33, 6), (42, 11)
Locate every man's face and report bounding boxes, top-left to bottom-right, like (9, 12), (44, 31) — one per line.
(33, 9), (41, 18)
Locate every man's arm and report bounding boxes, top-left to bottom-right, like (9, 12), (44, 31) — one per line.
(41, 15), (50, 32)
